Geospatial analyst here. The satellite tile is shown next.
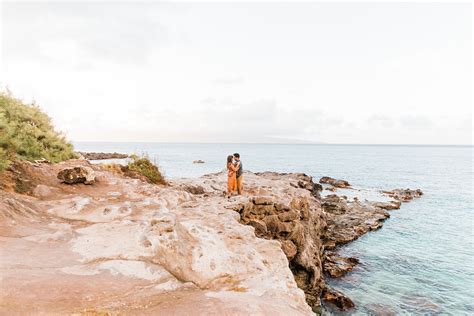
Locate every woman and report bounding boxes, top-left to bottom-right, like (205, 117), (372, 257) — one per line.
(226, 155), (240, 198)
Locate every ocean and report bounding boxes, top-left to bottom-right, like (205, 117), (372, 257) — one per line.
(74, 142), (473, 315)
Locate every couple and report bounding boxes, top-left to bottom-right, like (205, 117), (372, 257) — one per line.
(226, 153), (243, 198)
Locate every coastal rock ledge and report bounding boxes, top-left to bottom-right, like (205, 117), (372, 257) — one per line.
(0, 160), (422, 314)
(0, 160), (315, 315)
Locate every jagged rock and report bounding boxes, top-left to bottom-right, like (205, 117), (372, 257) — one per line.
(373, 200), (401, 210)
(57, 166), (95, 184)
(281, 240), (298, 260)
(322, 288), (355, 311)
(323, 252), (359, 278)
(248, 219), (267, 236)
(383, 188), (423, 201)
(322, 195), (390, 247)
(252, 196), (274, 205)
(319, 176), (351, 188)
(233, 175), (326, 309)
(278, 210), (300, 222)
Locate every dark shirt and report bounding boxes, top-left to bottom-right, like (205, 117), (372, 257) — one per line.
(235, 160), (243, 177)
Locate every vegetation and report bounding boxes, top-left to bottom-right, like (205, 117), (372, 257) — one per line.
(0, 91), (76, 170)
(127, 154), (166, 184)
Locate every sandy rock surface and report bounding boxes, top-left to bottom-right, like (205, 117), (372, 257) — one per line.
(0, 160), (314, 315)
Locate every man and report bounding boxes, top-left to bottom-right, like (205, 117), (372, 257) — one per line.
(233, 153), (243, 195)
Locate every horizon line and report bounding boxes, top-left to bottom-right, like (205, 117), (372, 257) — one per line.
(72, 141), (473, 147)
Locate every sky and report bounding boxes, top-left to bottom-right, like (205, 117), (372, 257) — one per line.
(0, 2), (472, 144)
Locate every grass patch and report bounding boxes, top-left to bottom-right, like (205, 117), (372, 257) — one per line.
(127, 154), (166, 185)
(0, 90), (76, 170)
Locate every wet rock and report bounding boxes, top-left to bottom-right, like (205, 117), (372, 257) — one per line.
(373, 200), (401, 210)
(323, 252), (359, 278)
(322, 195), (390, 246)
(322, 288), (355, 311)
(365, 303), (397, 316)
(319, 176), (351, 188)
(57, 167), (95, 185)
(401, 294), (441, 314)
(383, 188), (423, 201)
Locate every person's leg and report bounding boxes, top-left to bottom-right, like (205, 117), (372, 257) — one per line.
(236, 175), (243, 195)
(227, 176), (232, 197)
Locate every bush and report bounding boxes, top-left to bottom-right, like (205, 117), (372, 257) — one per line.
(0, 91), (76, 170)
(127, 155), (165, 184)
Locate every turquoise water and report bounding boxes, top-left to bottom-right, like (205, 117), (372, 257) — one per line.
(75, 142), (473, 315)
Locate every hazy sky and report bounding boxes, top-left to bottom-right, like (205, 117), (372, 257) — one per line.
(1, 2), (472, 144)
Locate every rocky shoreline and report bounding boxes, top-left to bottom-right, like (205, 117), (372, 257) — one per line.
(77, 151), (129, 160)
(0, 160), (422, 314)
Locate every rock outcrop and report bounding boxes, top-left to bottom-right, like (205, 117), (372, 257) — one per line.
(57, 166), (96, 184)
(0, 160), (423, 314)
(322, 194), (392, 248)
(319, 176), (351, 188)
(383, 188), (423, 201)
(0, 161), (314, 315)
(322, 288), (355, 311)
(229, 173), (326, 308)
(77, 151), (129, 160)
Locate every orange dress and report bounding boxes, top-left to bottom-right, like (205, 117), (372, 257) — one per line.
(227, 163), (237, 193)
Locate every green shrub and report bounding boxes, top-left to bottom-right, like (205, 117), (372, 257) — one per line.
(127, 155), (165, 184)
(0, 90), (77, 170)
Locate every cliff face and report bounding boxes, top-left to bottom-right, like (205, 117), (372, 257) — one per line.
(0, 160), (321, 315)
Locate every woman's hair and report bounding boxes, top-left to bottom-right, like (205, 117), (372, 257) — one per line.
(227, 155), (233, 164)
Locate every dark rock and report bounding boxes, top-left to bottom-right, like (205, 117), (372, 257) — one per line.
(78, 152), (128, 160)
(320, 176), (351, 188)
(322, 195), (390, 247)
(322, 288), (355, 311)
(193, 160), (205, 164)
(324, 252), (359, 278)
(373, 200), (401, 210)
(57, 167), (95, 185)
(248, 220), (267, 236)
(382, 188), (423, 202)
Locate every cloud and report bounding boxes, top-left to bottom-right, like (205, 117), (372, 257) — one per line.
(2, 2), (169, 67)
(366, 115), (396, 128)
(398, 115), (434, 129)
(211, 76), (245, 85)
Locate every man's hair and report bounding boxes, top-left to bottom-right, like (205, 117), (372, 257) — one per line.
(233, 153), (240, 158)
